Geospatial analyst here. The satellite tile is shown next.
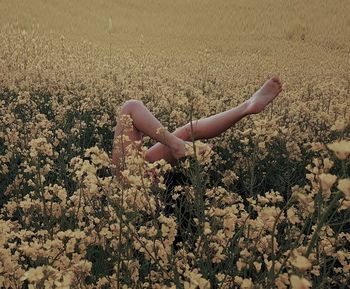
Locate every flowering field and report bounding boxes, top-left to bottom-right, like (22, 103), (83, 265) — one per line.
(0, 1), (350, 288)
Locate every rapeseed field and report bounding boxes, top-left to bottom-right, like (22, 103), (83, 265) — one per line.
(0, 0), (349, 288)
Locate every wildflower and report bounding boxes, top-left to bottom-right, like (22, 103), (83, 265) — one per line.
(322, 158), (334, 171)
(121, 170), (142, 186)
(331, 119), (347, 132)
(310, 142), (324, 152)
(290, 275), (312, 289)
(223, 214), (236, 236)
(236, 258), (247, 271)
(254, 262), (262, 272)
(318, 173), (337, 192)
(241, 278), (253, 289)
(84, 146), (110, 168)
(311, 265), (320, 276)
(71, 260), (92, 280)
(203, 222), (212, 235)
(212, 243), (225, 264)
(259, 206), (282, 230)
(337, 179), (350, 200)
(275, 273), (289, 289)
(287, 207), (300, 224)
(216, 273), (235, 289)
(258, 141), (266, 150)
(291, 255), (312, 271)
(240, 138), (249, 145)
(21, 266), (45, 282)
(264, 259), (282, 272)
(327, 140), (350, 160)
(234, 276), (243, 286)
(221, 169), (239, 186)
(184, 269), (210, 289)
(29, 137), (53, 158)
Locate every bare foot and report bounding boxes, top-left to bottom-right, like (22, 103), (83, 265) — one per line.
(245, 76), (282, 114)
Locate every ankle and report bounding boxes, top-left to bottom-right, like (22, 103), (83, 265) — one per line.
(241, 100), (253, 116)
(168, 137), (184, 152)
(169, 138), (186, 160)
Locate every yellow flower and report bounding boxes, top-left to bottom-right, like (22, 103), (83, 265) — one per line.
(203, 222), (212, 235)
(254, 262), (262, 272)
(318, 173), (337, 192)
(221, 170), (239, 186)
(311, 265), (320, 276)
(161, 224), (169, 237)
(85, 146), (110, 167)
(223, 215), (236, 234)
(287, 207), (300, 225)
(184, 269), (210, 289)
(275, 273), (289, 289)
(21, 266), (45, 282)
(234, 276), (243, 285)
(337, 179), (350, 200)
(29, 137), (53, 158)
(327, 140), (350, 160)
(310, 142), (324, 152)
(290, 275), (312, 289)
(236, 258), (247, 271)
(322, 158), (334, 171)
(331, 119), (347, 132)
(240, 278), (253, 289)
(291, 255), (312, 271)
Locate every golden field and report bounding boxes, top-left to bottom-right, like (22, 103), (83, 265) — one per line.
(0, 0), (350, 288)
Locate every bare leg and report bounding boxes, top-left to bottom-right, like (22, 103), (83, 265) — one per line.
(112, 77), (282, 173)
(145, 76), (282, 163)
(111, 99), (187, 175)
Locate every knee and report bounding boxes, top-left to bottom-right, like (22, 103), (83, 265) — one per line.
(121, 99), (144, 114)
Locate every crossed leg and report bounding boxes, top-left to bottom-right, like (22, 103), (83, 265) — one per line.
(112, 77), (282, 176)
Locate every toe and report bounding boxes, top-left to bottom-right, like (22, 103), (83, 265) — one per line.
(271, 76), (280, 83)
(274, 83), (280, 90)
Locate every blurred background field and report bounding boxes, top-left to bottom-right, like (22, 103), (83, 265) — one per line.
(0, 0), (350, 288)
(2, 0), (350, 54)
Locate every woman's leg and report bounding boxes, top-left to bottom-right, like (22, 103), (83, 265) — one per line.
(111, 99), (187, 174)
(145, 76), (282, 163)
(112, 76), (282, 172)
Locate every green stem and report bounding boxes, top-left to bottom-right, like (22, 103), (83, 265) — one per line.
(305, 191), (343, 257)
(36, 158), (49, 230)
(269, 198), (294, 287)
(276, 215), (313, 276)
